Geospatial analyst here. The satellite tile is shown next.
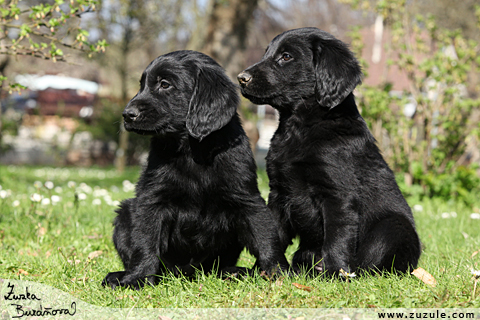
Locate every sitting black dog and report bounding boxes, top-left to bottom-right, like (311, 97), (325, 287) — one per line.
(102, 50), (289, 289)
(238, 27), (421, 276)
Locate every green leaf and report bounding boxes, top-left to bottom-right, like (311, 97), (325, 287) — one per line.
(19, 24), (32, 37)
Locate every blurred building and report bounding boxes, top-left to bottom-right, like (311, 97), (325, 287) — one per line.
(0, 75), (109, 166)
(15, 74), (98, 118)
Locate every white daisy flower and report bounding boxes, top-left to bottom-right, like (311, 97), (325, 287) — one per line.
(413, 204), (423, 212)
(44, 181), (54, 189)
(12, 200), (20, 207)
(0, 190), (9, 199)
(78, 183), (92, 194)
(471, 269), (480, 279)
(93, 188), (109, 197)
(41, 198), (51, 205)
(339, 269), (356, 278)
(470, 213), (480, 220)
(103, 195), (113, 206)
(30, 193), (43, 202)
(92, 199), (102, 205)
(122, 180), (135, 192)
(77, 193), (87, 201)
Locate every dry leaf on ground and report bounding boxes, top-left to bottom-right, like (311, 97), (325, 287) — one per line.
(88, 250), (103, 260)
(17, 269), (29, 276)
(37, 227), (47, 237)
(292, 282), (313, 292)
(412, 267), (437, 287)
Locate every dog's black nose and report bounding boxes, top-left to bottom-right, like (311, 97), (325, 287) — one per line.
(237, 72), (252, 86)
(122, 107), (139, 122)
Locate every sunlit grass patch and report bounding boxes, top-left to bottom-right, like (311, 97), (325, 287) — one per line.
(0, 165), (479, 308)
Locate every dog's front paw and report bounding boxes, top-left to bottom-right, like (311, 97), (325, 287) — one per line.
(220, 266), (254, 279)
(259, 263), (292, 279)
(103, 272), (156, 290)
(102, 271), (127, 289)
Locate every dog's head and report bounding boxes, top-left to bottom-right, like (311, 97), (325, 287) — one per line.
(123, 50), (238, 141)
(238, 27), (362, 110)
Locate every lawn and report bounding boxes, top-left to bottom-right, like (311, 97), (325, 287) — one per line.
(0, 165), (479, 309)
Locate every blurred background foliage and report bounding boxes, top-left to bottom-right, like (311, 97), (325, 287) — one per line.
(1, 0), (480, 205)
(345, 0), (480, 205)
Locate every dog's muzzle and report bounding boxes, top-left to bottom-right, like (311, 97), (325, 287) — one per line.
(237, 72), (252, 87)
(122, 107), (139, 123)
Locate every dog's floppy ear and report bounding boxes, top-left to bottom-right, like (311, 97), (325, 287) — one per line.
(312, 36), (362, 109)
(187, 66), (239, 141)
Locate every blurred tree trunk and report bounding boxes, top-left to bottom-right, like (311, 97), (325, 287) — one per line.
(191, 0), (260, 152)
(93, 0), (188, 171)
(114, 0), (136, 173)
(115, 25), (133, 173)
(0, 23), (10, 147)
(0, 57), (9, 148)
(167, 0), (184, 52)
(195, 0), (258, 80)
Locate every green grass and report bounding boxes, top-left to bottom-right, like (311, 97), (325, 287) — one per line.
(0, 165), (479, 308)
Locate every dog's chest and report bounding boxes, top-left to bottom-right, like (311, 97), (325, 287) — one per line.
(267, 124), (319, 180)
(137, 155), (251, 263)
(139, 166), (236, 231)
(266, 122), (348, 216)
(159, 205), (235, 266)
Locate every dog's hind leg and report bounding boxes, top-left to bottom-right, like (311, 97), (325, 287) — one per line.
(355, 215), (421, 274)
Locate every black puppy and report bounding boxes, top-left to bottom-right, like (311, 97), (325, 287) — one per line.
(102, 50), (289, 289)
(238, 28), (421, 276)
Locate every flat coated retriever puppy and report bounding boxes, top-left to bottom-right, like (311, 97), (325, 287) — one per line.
(238, 27), (421, 276)
(102, 50), (289, 289)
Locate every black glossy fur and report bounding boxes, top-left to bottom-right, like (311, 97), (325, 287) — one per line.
(238, 28), (421, 276)
(102, 50), (289, 289)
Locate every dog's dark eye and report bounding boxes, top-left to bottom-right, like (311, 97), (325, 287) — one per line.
(159, 80), (170, 89)
(282, 53), (293, 61)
